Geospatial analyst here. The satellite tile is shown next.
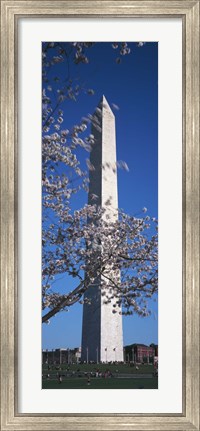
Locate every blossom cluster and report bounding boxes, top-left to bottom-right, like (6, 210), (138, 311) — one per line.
(42, 204), (158, 323)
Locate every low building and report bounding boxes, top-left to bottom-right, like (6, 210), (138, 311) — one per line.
(42, 347), (81, 364)
(124, 344), (157, 363)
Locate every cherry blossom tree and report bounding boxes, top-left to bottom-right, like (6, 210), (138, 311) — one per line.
(42, 42), (157, 324)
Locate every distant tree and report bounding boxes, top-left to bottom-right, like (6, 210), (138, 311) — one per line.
(42, 42), (158, 324)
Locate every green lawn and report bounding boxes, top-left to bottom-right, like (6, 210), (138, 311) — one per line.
(42, 377), (158, 389)
(42, 364), (158, 389)
(42, 363), (158, 389)
(43, 363), (154, 375)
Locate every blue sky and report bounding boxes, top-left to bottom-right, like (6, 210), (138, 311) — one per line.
(42, 42), (158, 349)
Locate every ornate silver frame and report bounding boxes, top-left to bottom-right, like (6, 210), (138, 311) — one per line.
(1, 1), (199, 430)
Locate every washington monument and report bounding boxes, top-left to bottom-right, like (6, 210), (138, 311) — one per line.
(81, 96), (123, 363)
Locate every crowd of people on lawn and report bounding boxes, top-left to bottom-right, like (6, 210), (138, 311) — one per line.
(43, 366), (115, 382)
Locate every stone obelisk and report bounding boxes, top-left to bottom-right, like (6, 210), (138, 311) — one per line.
(81, 96), (123, 363)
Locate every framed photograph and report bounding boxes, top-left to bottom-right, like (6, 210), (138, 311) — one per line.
(1, 1), (199, 430)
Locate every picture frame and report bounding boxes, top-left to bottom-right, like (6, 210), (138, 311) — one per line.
(0, 1), (199, 430)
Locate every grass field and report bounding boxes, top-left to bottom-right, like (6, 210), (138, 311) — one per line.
(43, 363), (155, 374)
(42, 377), (158, 389)
(42, 363), (158, 389)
